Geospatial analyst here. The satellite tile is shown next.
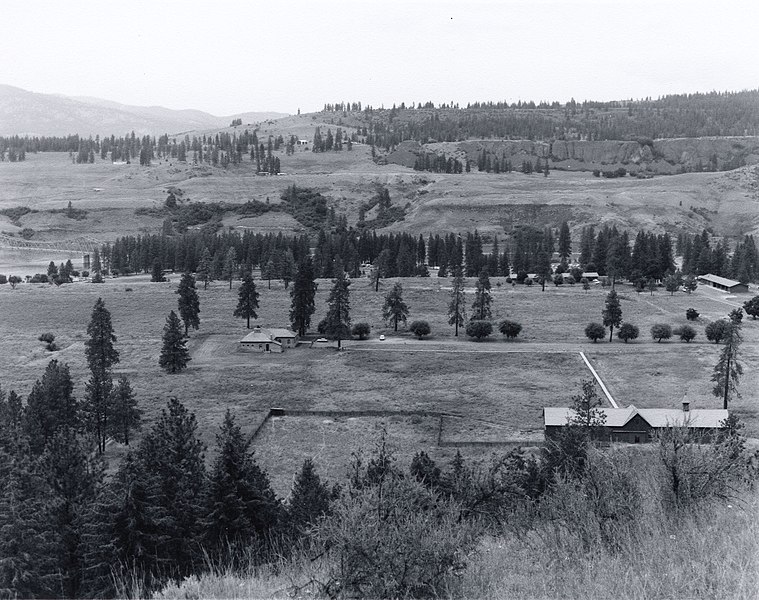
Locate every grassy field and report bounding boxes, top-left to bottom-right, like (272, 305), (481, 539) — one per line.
(1, 271), (756, 492)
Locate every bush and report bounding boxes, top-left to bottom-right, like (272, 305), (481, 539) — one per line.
(650, 323), (672, 342)
(686, 308), (699, 321)
(38, 332), (58, 351)
(0, 274), (6, 284)
(525, 278), (534, 286)
(351, 322), (371, 340)
(30, 273), (48, 283)
(465, 320), (493, 340)
(409, 320), (431, 339)
(705, 319), (729, 344)
(313, 476), (477, 599)
(673, 325), (697, 343)
(498, 320), (522, 340)
(617, 322), (640, 343)
(584, 322), (606, 343)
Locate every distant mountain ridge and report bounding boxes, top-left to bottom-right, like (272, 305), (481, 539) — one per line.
(0, 84), (288, 137)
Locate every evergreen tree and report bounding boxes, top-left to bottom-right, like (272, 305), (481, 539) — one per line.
(83, 374), (113, 455)
(290, 256), (317, 337)
(196, 247), (213, 290)
(91, 248), (104, 282)
(234, 272), (260, 329)
(287, 458), (332, 540)
(137, 398), (206, 579)
(176, 272), (200, 335)
(151, 258), (165, 282)
(109, 376), (141, 445)
(202, 410), (280, 562)
(470, 269), (492, 320)
(382, 282), (410, 331)
(447, 269), (466, 336)
(323, 265), (351, 349)
(558, 221), (571, 261)
(711, 318), (744, 409)
(41, 428), (103, 598)
(79, 451), (162, 598)
(24, 360), (78, 454)
(85, 297), (119, 374)
(0, 452), (61, 599)
(222, 247), (237, 290)
(602, 289), (623, 342)
(159, 311), (191, 373)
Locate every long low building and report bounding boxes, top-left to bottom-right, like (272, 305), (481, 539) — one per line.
(543, 403), (728, 443)
(697, 273), (749, 293)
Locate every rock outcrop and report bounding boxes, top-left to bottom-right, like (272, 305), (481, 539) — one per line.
(388, 137), (759, 175)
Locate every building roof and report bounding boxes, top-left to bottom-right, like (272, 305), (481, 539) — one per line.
(240, 331), (282, 345)
(543, 405), (728, 429)
(267, 328), (297, 339)
(698, 273), (743, 288)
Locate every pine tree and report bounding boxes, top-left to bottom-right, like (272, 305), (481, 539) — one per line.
(287, 458), (332, 540)
(196, 247), (213, 290)
(711, 318), (743, 409)
(109, 376), (141, 445)
(176, 272), (200, 335)
(159, 311), (191, 373)
(382, 282), (410, 331)
(234, 272), (260, 329)
(470, 269), (492, 320)
(202, 411), (280, 561)
(290, 255), (317, 336)
(150, 258), (165, 282)
(85, 298), (119, 373)
(447, 269), (466, 336)
(0, 453), (61, 599)
(24, 360), (78, 454)
(41, 427), (104, 598)
(602, 289), (623, 342)
(137, 398), (206, 578)
(323, 265), (351, 349)
(558, 221), (571, 261)
(91, 248), (104, 282)
(222, 247), (237, 290)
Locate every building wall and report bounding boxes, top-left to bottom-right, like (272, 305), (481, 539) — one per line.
(240, 342), (283, 353)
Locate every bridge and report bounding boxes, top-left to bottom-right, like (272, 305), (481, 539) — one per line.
(0, 234), (102, 255)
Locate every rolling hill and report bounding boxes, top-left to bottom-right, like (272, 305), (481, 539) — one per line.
(0, 84), (287, 137)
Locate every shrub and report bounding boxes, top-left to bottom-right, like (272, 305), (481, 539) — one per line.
(38, 332), (58, 351)
(465, 320), (493, 340)
(409, 320), (431, 339)
(30, 273), (48, 283)
(705, 319), (729, 344)
(313, 476), (477, 599)
(0, 274), (6, 284)
(525, 278), (534, 286)
(650, 323), (672, 342)
(498, 320), (522, 340)
(581, 277), (590, 291)
(686, 308), (699, 321)
(743, 296), (759, 320)
(351, 322), (371, 340)
(552, 274), (563, 286)
(617, 322), (640, 343)
(584, 322), (606, 343)
(673, 325), (697, 342)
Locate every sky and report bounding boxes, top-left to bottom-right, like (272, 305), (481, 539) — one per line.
(4, 0), (758, 116)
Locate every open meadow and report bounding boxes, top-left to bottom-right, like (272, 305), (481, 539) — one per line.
(1, 272), (756, 491)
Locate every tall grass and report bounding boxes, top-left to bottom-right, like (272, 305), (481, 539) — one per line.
(153, 441), (758, 600)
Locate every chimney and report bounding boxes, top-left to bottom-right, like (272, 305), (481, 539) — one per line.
(682, 399), (690, 412)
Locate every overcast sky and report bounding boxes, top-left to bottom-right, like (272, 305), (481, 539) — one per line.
(4, 0), (758, 115)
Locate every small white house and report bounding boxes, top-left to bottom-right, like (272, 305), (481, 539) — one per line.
(240, 327), (297, 353)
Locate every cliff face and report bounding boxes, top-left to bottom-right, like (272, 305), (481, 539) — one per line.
(421, 137), (759, 174)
